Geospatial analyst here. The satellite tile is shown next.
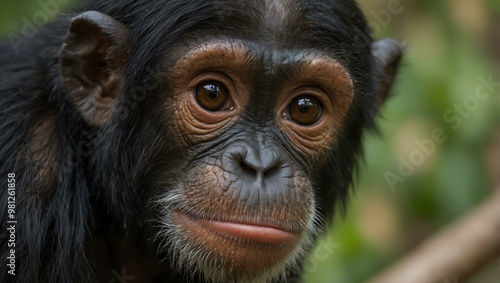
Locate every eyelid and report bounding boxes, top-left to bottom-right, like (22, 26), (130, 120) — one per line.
(188, 71), (237, 94)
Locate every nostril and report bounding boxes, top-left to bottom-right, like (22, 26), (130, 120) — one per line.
(230, 150), (259, 178)
(263, 163), (280, 178)
(240, 160), (257, 177)
(262, 159), (284, 179)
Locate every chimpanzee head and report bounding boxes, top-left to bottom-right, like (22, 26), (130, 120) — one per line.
(57, 0), (402, 282)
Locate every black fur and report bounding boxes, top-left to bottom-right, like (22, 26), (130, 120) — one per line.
(0, 0), (401, 282)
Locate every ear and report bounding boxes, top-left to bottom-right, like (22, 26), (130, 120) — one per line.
(60, 11), (129, 127)
(371, 39), (404, 109)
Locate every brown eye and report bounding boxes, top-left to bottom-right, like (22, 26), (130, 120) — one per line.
(289, 96), (323, 125)
(195, 81), (229, 111)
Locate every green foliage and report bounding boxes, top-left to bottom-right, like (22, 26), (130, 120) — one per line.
(0, 0), (74, 36)
(306, 1), (500, 282)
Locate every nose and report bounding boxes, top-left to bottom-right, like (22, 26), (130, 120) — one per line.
(221, 143), (289, 183)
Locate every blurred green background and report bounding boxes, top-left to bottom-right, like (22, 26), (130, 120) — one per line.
(307, 1), (500, 282)
(1, 0), (499, 282)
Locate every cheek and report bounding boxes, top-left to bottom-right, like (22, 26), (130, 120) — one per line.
(279, 120), (338, 159)
(170, 94), (239, 146)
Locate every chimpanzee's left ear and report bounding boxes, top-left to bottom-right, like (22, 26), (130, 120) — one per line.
(371, 39), (404, 109)
(60, 11), (129, 128)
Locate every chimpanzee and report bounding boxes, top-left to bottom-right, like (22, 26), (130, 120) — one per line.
(0, 0), (402, 282)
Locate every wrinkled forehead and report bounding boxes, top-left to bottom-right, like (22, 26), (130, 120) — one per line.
(172, 40), (352, 81)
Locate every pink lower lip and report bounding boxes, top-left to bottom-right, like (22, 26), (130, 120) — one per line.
(178, 213), (299, 245)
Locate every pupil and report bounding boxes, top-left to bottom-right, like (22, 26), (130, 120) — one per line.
(297, 98), (312, 113)
(204, 85), (219, 99)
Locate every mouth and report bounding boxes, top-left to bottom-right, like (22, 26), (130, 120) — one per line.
(172, 211), (300, 245)
(171, 210), (304, 278)
(172, 211), (302, 277)
(171, 210), (302, 274)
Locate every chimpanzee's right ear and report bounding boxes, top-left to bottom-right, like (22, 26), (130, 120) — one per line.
(60, 11), (129, 128)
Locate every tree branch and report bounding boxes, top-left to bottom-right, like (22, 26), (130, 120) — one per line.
(368, 188), (500, 283)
